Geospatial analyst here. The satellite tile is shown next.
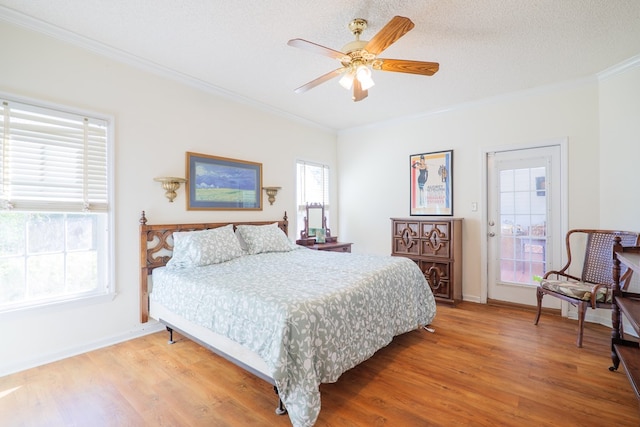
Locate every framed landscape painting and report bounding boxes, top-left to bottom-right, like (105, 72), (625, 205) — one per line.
(410, 150), (453, 216)
(186, 152), (262, 210)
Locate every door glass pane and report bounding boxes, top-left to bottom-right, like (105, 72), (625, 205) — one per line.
(499, 167), (547, 285)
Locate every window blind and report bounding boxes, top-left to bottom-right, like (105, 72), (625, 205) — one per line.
(297, 161), (329, 208)
(0, 99), (108, 212)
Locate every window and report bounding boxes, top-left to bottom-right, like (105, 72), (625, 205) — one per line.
(0, 96), (112, 313)
(296, 160), (329, 238)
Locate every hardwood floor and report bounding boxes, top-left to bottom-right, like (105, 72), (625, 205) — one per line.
(1, 302), (638, 426)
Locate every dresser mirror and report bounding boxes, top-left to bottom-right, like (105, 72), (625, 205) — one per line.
(307, 203), (324, 235)
(298, 203), (333, 243)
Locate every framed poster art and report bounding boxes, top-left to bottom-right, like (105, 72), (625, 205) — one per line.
(410, 150), (453, 216)
(186, 152), (262, 210)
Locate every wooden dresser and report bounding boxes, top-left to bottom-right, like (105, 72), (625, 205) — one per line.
(391, 217), (463, 305)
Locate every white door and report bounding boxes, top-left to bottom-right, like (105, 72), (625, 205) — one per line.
(486, 145), (563, 306)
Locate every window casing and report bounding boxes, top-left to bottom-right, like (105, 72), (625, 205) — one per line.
(296, 161), (330, 239)
(0, 96), (112, 313)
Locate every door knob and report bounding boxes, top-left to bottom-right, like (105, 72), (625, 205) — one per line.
(488, 232), (496, 237)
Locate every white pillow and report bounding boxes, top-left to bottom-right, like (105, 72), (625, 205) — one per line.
(236, 223), (295, 255)
(167, 224), (244, 269)
(235, 229), (248, 251)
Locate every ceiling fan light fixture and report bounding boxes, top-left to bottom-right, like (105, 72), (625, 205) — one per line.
(356, 65), (375, 90)
(339, 71), (354, 90)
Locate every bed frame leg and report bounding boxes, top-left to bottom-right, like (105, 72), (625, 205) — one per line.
(273, 386), (287, 415)
(166, 326), (176, 344)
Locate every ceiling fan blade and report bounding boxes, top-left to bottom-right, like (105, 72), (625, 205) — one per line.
(364, 16), (415, 55)
(287, 38), (347, 61)
(352, 78), (368, 102)
(294, 68), (345, 94)
(375, 59), (440, 76)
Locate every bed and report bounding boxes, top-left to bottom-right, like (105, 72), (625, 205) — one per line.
(139, 211), (436, 427)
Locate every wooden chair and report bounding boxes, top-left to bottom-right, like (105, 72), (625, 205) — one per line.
(534, 229), (640, 347)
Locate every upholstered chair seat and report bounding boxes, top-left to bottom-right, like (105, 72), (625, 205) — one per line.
(535, 229), (640, 347)
(539, 279), (611, 304)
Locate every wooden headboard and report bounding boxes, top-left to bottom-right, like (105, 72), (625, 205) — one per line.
(138, 210), (289, 323)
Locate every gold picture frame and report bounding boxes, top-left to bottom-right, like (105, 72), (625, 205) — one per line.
(186, 152), (262, 210)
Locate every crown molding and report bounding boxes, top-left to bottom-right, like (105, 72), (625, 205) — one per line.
(597, 54), (640, 81)
(0, 6), (334, 134)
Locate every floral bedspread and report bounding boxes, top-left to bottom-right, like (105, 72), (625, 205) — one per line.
(151, 248), (436, 427)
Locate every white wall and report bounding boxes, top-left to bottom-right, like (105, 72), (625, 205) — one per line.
(337, 71), (640, 302)
(599, 62), (640, 230)
(598, 63), (640, 324)
(0, 22), (337, 375)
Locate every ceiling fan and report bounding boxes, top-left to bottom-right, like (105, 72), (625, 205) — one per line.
(287, 16), (439, 102)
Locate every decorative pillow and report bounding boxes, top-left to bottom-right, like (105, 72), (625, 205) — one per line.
(166, 224), (244, 269)
(235, 229), (248, 251)
(236, 223), (295, 255)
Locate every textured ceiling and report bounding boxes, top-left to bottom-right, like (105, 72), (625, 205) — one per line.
(1, 1), (640, 131)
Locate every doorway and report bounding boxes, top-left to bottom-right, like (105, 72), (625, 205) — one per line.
(484, 143), (565, 306)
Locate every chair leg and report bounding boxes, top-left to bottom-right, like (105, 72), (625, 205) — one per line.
(534, 288), (543, 325)
(576, 302), (588, 348)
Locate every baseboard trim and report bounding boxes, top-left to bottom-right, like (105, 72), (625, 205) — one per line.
(461, 295), (482, 303)
(1, 321), (165, 376)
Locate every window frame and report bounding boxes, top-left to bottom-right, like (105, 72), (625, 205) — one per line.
(0, 92), (115, 316)
(295, 160), (330, 239)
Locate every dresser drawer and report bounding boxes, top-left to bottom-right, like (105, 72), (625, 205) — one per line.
(407, 259), (451, 298)
(420, 239), (451, 258)
(321, 244), (351, 253)
(418, 260), (450, 281)
(419, 260), (451, 298)
(418, 221), (452, 258)
(392, 221), (420, 256)
(393, 237), (420, 256)
(428, 279), (451, 300)
(393, 220), (420, 238)
(391, 221), (420, 252)
(420, 221), (451, 240)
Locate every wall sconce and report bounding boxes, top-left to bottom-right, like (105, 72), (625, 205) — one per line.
(263, 186), (281, 205)
(154, 177), (187, 202)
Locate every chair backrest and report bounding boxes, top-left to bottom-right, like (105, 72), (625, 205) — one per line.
(579, 230), (640, 285)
